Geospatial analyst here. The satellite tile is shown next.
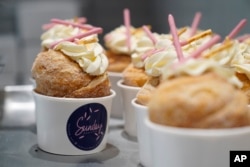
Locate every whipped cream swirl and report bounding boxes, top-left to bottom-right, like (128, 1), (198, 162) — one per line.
(162, 59), (242, 88)
(144, 48), (178, 77)
(231, 41), (250, 79)
(54, 41), (108, 75)
(104, 25), (164, 55)
(104, 25), (137, 54)
(41, 24), (98, 49)
(203, 40), (241, 66)
(132, 35), (173, 68)
(40, 20), (107, 76)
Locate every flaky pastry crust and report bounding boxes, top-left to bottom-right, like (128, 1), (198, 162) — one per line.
(122, 63), (149, 87)
(148, 72), (250, 128)
(105, 50), (131, 72)
(136, 77), (160, 105)
(31, 50), (110, 98)
(236, 72), (250, 104)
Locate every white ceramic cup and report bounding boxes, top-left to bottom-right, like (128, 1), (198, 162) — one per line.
(117, 80), (140, 138)
(108, 72), (123, 119)
(145, 117), (250, 167)
(33, 90), (115, 155)
(131, 98), (151, 167)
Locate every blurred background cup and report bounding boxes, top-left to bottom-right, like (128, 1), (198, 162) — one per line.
(145, 117), (250, 167)
(33, 90), (115, 155)
(117, 80), (140, 138)
(131, 98), (151, 167)
(108, 72), (124, 119)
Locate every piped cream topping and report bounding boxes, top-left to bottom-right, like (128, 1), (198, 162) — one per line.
(144, 47), (178, 77)
(41, 24), (97, 49)
(104, 25), (164, 55)
(162, 59), (242, 88)
(104, 25), (137, 54)
(131, 35), (173, 68)
(203, 40), (240, 66)
(54, 41), (108, 75)
(231, 41), (250, 79)
(41, 19), (107, 75)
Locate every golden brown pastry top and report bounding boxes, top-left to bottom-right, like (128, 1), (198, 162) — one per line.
(136, 77), (160, 105)
(105, 50), (131, 73)
(236, 72), (250, 104)
(122, 63), (149, 87)
(148, 72), (250, 129)
(31, 50), (110, 98)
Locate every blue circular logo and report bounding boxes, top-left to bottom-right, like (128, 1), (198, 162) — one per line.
(66, 103), (107, 151)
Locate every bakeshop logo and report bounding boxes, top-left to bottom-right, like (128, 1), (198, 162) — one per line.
(66, 103), (107, 151)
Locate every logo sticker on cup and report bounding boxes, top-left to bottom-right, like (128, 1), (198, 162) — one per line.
(66, 103), (107, 151)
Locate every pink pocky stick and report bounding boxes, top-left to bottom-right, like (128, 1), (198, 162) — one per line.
(142, 25), (157, 45)
(141, 48), (165, 60)
(189, 35), (221, 59)
(50, 27), (103, 49)
(76, 17), (88, 24)
(51, 18), (93, 30)
(42, 17), (88, 30)
(172, 35), (221, 69)
(226, 19), (247, 41)
(124, 8), (131, 52)
(236, 34), (250, 42)
(42, 23), (55, 30)
(189, 12), (202, 37)
(168, 14), (185, 62)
